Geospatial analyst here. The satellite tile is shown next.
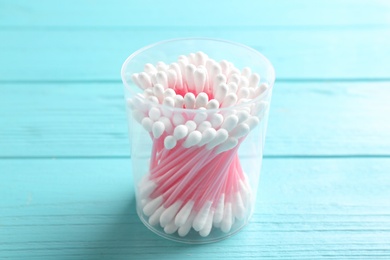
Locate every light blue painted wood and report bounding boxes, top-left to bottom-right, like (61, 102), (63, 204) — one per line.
(1, 0), (390, 259)
(1, 82), (390, 157)
(1, 0), (389, 28)
(1, 158), (390, 259)
(1, 29), (390, 81)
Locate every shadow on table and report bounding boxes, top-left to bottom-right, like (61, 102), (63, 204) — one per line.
(87, 196), (206, 260)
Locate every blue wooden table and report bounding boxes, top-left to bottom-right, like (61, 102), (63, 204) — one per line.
(1, 0), (390, 259)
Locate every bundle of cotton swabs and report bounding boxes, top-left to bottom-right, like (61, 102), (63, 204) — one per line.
(127, 51), (269, 237)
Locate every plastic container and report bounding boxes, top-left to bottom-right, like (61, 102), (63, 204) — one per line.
(121, 38), (275, 244)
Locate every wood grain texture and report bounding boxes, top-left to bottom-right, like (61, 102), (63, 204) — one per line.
(1, 82), (390, 157)
(1, 158), (389, 259)
(1, 0), (389, 28)
(1, 0), (390, 259)
(1, 29), (390, 81)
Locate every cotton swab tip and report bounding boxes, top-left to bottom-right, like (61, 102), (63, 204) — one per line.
(173, 125), (189, 140)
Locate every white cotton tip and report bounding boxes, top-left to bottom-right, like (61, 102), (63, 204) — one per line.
(188, 53), (196, 64)
(239, 77), (249, 89)
(193, 201), (213, 231)
(245, 116), (260, 130)
(227, 82), (238, 94)
(221, 114), (239, 132)
(144, 63), (157, 74)
(213, 194), (225, 224)
(174, 95), (184, 108)
(138, 72), (152, 89)
(143, 195), (163, 216)
(184, 92), (196, 109)
(195, 92), (209, 108)
(170, 63), (183, 90)
(156, 61), (168, 71)
(239, 179), (251, 208)
(178, 54), (189, 62)
(153, 84), (165, 103)
(149, 206), (165, 226)
(230, 123), (250, 138)
(184, 120), (197, 132)
(196, 121), (212, 132)
(233, 192), (246, 220)
(185, 64), (196, 91)
(175, 200), (195, 227)
(221, 93), (238, 108)
(148, 107), (161, 121)
(248, 88), (255, 99)
(241, 67), (251, 78)
(151, 74), (158, 85)
(160, 201), (182, 228)
(219, 60), (229, 75)
(147, 96), (159, 104)
(237, 87), (250, 100)
(143, 88), (154, 97)
(254, 82), (269, 97)
(199, 210), (214, 237)
(206, 99), (220, 110)
(138, 175), (149, 188)
(164, 88), (176, 99)
(173, 125), (189, 140)
(213, 74), (227, 92)
(221, 202), (233, 233)
(172, 113), (185, 126)
(162, 96), (175, 107)
(131, 73), (141, 88)
(251, 101), (268, 116)
(178, 60), (188, 79)
(209, 113), (224, 128)
(141, 117), (153, 132)
(196, 51), (208, 66)
(141, 198), (149, 209)
(206, 129), (229, 150)
(215, 83), (228, 103)
(167, 69), (177, 89)
(197, 128), (217, 147)
(228, 66), (240, 76)
(193, 110), (208, 124)
(132, 94), (145, 108)
(159, 117), (173, 134)
(210, 61), (222, 76)
(227, 73), (240, 84)
(156, 71), (168, 89)
(132, 110), (144, 124)
(178, 212), (196, 237)
(164, 221), (179, 234)
(139, 180), (156, 199)
(236, 110), (250, 124)
(152, 121), (165, 139)
(249, 73), (260, 88)
(216, 137), (238, 154)
(126, 98), (134, 110)
(194, 69), (206, 94)
(164, 135), (177, 150)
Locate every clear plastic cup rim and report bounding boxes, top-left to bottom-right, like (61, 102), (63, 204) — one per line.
(121, 37), (276, 113)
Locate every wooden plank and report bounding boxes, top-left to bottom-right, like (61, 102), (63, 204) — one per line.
(1, 82), (390, 157)
(1, 158), (389, 259)
(1, 0), (390, 28)
(1, 29), (390, 81)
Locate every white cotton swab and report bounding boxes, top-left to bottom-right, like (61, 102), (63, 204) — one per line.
(195, 92), (208, 108)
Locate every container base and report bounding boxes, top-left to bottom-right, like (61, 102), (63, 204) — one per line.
(136, 205), (252, 244)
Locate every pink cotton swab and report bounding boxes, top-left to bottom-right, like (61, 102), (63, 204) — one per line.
(129, 52), (268, 237)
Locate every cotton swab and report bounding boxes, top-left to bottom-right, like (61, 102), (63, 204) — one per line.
(128, 51), (270, 238)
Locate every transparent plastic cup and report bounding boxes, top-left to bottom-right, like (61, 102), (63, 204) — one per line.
(121, 38), (275, 244)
